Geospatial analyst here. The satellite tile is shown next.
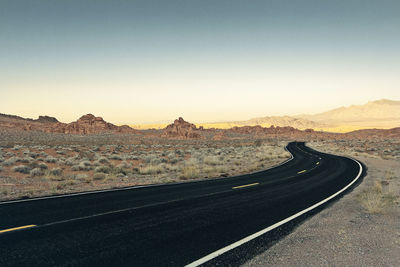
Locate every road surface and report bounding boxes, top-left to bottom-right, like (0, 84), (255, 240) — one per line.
(0, 142), (365, 266)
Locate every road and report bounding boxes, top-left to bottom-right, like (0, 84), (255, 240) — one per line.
(0, 142), (364, 266)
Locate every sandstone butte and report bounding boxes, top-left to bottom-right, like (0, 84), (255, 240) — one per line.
(162, 117), (202, 139)
(49, 114), (137, 135)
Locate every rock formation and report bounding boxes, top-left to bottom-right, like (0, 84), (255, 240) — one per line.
(162, 117), (202, 139)
(0, 113), (138, 135)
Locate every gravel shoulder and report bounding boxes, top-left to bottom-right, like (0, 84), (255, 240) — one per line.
(243, 147), (400, 266)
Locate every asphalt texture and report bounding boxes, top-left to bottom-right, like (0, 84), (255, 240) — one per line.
(0, 142), (364, 266)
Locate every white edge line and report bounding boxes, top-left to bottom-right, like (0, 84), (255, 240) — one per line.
(0, 144), (295, 205)
(185, 154), (363, 267)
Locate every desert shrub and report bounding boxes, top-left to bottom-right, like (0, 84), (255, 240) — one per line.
(45, 156), (58, 163)
(356, 180), (398, 214)
(204, 156), (220, 166)
(79, 150), (95, 161)
(12, 165), (31, 174)
(95, 165), (112, 173)
(139, 165), (163, 175)
(116, 173), (125, 178)
(93, 172), (106, 180)
(179, 166), (198, 180)
(28, 152), (39, 158)
(5, 152), (15, 157)
(254, 139), (263, 147)
(30, 168), (44, 177)
(65, 157), (77, 166)
(116, 161), (132, 169)
(12, 145), (23, 150)
(169, 157), (179, 164)
(150, 158), (162, 165)
(50, 167), (63, 176)
(96, 157), (110, 164)
(0, 157), (4, 163)
(2, 156), (18, 166)
(144, 155), (157, 164)
(39, 151), (48, 157)
(56, 150), (65, 155)
(203, 166), (217, 174)
(71, 165), (80, 171)
(0, 166), (3, 172)
(76, 173), (88, 180)
(109, 154), (123, 160)
(126, 155), (139, 160)
(79, 160), (92, 167)
(17, 157), (34, 163)
(70, 161), (91, 171)
(164, 164), (178, 172)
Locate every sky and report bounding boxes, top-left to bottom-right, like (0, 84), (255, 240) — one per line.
(1, 0), (399, 124)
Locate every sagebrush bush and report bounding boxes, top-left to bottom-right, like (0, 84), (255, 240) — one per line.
(96, 157), (110, 164)
(179, 166), (198, 180)
(93, 172), (106, 180)
(37, 162), (48, 169)
(5, 152), (15, 157)
(50, 167), (63, 176)
(76, 173), (88, 180)
(139, 165), (163, 175)
(2, 156), (18, 166)
(95, 165), (111, 173)
(12, 165), (31, 174)
(109, 154), (123, 160)
(116, 173), (125, 178)
(116, 161), (132, 169)
(17, 157), (34, 163)
(65, 157), (77, 166)
(204, 156), (220, 166)
(30, 168), (44, 177)
(45, 156), (58, 163)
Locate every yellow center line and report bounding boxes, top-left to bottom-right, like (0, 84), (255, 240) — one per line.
(0, 224), (37, 234)
(297, 170), (307, 174)
(232, 183), (259, 189)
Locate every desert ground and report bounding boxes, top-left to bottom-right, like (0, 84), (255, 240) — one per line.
(0, 128), (290, 201)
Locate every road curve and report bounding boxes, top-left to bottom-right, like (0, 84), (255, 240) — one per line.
(0, 142), (365, 266)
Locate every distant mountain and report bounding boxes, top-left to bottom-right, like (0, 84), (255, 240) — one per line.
(298, 99), (400, 123)
(234, 115), (328, 129)
(197, 99), (400, 133)
(198, 116), (329, 131)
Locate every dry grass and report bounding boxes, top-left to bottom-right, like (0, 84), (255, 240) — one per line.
(357, 167), (398, 214)
(0, 128), (292, 201)
(179, 166), (199, 180)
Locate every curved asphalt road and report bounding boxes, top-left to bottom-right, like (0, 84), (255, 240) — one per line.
(0, 142), (364, 266)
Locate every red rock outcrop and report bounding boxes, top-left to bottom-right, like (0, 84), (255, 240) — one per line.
(0, 113), (139, 135)
(162, 117), (202, 139)
(49, 114), (138, 134)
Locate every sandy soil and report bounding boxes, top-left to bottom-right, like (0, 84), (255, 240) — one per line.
(243, 150), (400, 266)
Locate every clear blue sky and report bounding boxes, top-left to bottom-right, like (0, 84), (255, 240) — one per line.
(1, 0), (399, 124)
